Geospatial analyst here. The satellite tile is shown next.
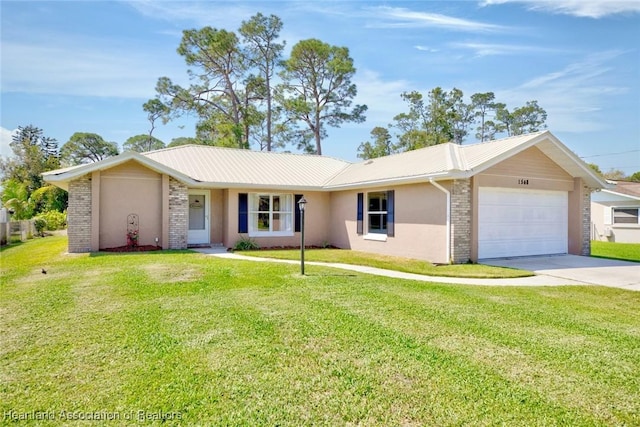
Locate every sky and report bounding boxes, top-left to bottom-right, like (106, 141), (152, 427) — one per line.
(1, 0), (639, 175)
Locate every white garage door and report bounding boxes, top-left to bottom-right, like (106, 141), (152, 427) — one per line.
(478, 187), (568, 259)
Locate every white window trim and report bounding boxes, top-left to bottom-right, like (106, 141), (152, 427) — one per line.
(611, 206), (640, 227)
(367, 191), (388, 236)
(248, 193), (295, 237)
(364, 233), (387, 242)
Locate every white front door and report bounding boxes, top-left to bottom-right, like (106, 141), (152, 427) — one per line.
(478, 187), (568, 259)
(188, 190), (210, 245)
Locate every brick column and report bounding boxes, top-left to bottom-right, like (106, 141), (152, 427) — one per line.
(450, 179), (472, 264)
(67, 175), (92, 253)
(168, 178), (188, 249)
(581, 186), (592, 256)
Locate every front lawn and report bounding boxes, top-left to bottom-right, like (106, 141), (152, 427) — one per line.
(239, 248), (533, 278)
(591, 240), (640, 262)
(1, 236), (639, 425)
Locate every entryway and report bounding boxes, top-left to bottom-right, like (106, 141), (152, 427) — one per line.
(188, 190), (210, 246)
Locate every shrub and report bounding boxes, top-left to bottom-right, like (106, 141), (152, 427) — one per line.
(233, 236), (259, 251)
(35, 210), (67, 231)
(34, 217), (47, 237)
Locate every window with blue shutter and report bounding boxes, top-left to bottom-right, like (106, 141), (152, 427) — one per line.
(357, 193), (364, 234)
(238, 193), (248, 233)
(387, 190), (395, 237)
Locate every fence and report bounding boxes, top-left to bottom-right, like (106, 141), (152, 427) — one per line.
(0, 219), (36, 246)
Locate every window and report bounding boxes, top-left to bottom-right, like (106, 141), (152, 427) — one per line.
(613, 208), (639, 225)
(368, 192), (388, 234)
(357, 190), (394, 239)
(248, 193), (293, 236)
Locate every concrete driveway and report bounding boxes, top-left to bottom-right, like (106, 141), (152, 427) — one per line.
(483, 255), (640, 291)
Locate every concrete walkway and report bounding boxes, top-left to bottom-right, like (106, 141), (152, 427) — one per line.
(483, 255), (640, 291)
(193, 247), (618, 288)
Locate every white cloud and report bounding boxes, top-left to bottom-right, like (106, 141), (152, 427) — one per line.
(414, 45), (439, 53)
(480, 0), (640, 18)
(0, 37), (184, 99)
(367, 6), (509, 32)
(0, 127), (17, 158)
(497, 50), (629, 132)
(124, 0), (267, 27)
(449, 41), (564, 57)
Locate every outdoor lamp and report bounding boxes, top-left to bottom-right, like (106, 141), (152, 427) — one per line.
(298, 196), (307, 275)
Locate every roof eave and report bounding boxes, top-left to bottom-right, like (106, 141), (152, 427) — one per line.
(468, 131), (607, 189)
(322, 170), (470, 190)
(42, 151), (199, 188)
(597, 189), (640, 201)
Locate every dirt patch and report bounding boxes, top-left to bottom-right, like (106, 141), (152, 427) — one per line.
(143, 264), (201, 283)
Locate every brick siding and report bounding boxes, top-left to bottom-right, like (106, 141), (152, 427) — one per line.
(581, 186), (592, 256)
(450, 179), (472, 263)
(67, 175), (92, 253)
(168, 178), (188, 249)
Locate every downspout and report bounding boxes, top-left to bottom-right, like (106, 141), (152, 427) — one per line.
(429, 179), (451, 264)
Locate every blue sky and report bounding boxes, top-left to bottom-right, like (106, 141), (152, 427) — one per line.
(1, 0), (639, 174)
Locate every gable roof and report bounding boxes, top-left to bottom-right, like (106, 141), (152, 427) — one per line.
(325, 131), (606, 189)
(43, 130), (606, 191)
(593, 181), (640, 202)
(608, 181), (640, 198)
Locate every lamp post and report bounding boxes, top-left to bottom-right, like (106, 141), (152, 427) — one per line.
(298, 196), (307, 275)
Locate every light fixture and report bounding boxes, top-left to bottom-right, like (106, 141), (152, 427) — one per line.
(298, 196), (307, 275)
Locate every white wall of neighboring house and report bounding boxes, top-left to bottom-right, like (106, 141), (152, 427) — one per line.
(591, 190), (640, 243)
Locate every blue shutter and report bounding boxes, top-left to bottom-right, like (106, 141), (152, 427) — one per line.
(295, 194), (303, 232)
(387, 190), (395, 237)
(357, 193), (364, 235)
(238, 193), (248, 233)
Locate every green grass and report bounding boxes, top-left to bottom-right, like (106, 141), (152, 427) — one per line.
(2, 236), (639, 426)
(591, 240), (640, 262)
(239, 248), (533, 278)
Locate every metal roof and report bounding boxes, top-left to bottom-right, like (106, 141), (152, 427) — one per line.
(43, 131), (606, 191)
(142, 145), (350, 190)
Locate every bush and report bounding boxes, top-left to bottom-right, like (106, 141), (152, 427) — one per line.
(35, 210), (67, 231)
(233, 236), (259, 251)
(34, 217), (47, 237)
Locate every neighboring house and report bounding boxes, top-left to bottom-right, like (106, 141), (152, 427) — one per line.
(43, 131), (605, 263)
(591, 180), (640, 243)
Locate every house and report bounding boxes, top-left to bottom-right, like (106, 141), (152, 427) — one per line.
(43, 130), (606, 263)
(591, 180), (640, 243)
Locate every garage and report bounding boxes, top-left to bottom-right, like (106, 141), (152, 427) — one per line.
(478, 187), (568, 259)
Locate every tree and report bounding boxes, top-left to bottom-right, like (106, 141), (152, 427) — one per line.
(142, 98), (170, 148)
(277, 38), (367, 155)
(1, 179), (32, 220)
(369, 88), (549, 158)
(628, 171), (640, 182)
(587, 163), (603, 175)
(0, 125), (60, 194)
(391, 88), (472, 149)
(154, 27), (251, 149)
(239, 13), (285, 151)
(448, 88), (474, 144)
(390, 91), (430, 151)
(167, 137), (204, 147)
(497, 101), (547, 136)
(510, 100), (547, 135)
(60, 132), (119, 165)
(29, 185), (67, 214)
(471, 92), (501, 142)
(123, 134), (165, 153)
(603, 168), (626, 180)
(357, 127), (394, 160)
